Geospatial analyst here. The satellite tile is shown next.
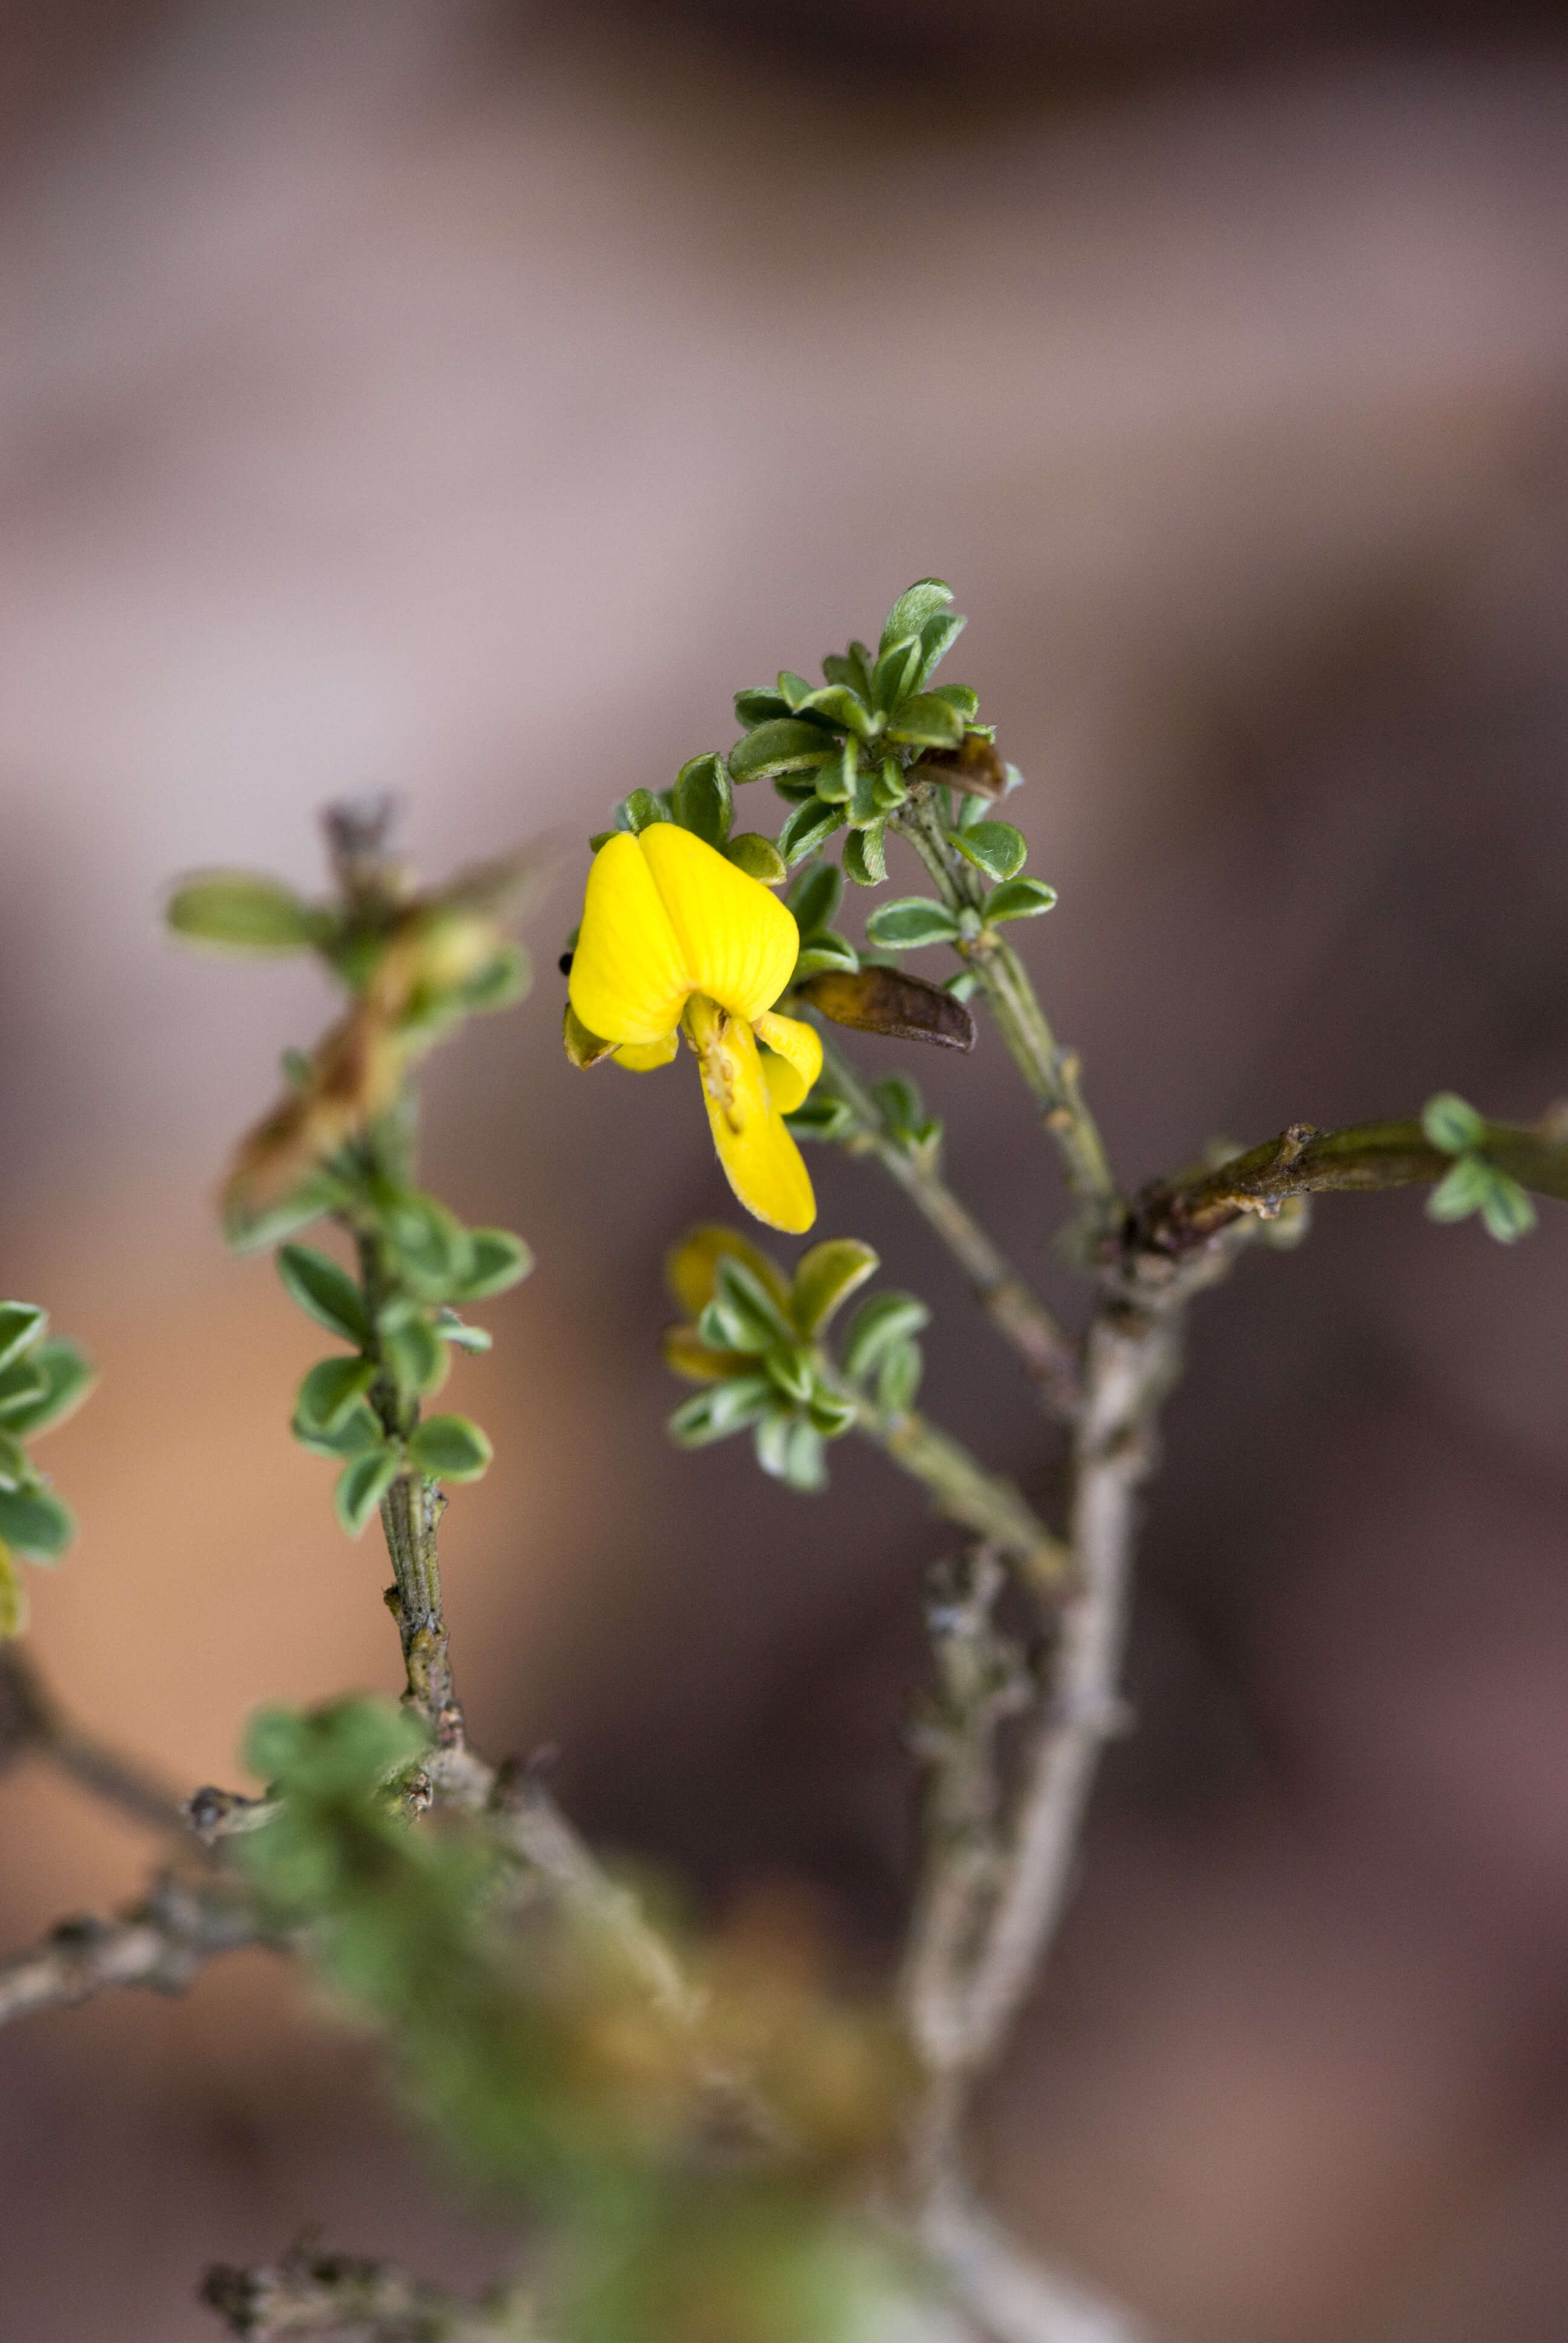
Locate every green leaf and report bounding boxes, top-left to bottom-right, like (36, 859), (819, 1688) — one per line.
(794, 684), (875, 737)
(791, 1239), (879, 1335)
(1, 1340), (93, 1446)
(452, 942), (529, 1016)
(0, 1484), (74, 1562)
(0, 1432), (32, 1492)
(953, 789), (987, 831)
(734, 687), (794, 729)
(887, 693), (965, 750)
(777, 797), (846, 867)
(1422, 1092), (1486, 1155)
(382, 1192), (475, 1298)
(785, 1096), (857, 1142)
(619, 788), (670, 834)
(223, 1175), (340, 1256)
(950, 821), (1027, 881)
(806, 1385), (858, 1438)
(165, 870), (325, 954)
(777, 669), (815, 706)
(407, 1414), (494, 1483)
(0, 1545), (26, 1638)
(296, 1356), (379, 1436)
(446, 1228), (532, 1300)
(843, 825), (887, 886)
(665, 1226), (791, 1320)
(755, 1412), (827, 1492)
(866, 898), (961, 950)
(871, 760), (907, 813)
(0, 1305), (46, 1377)
(1425, 1156), (1491, 1223)
(984, 877), (1058, 923)
(701, 1254), (793, 1353)
(668, 1375), (774, 1447)
(763, 1343), (816, 1405)
(335, 1448), (400, 1538)
(789, 860), (845, 937)
(874, 1074), (926, 1135)
(381, 1312), (449, 1401)
(793, 932), (860, 981)
(871, 637), (924, 713)
(823, 643), (875, 699)
(276, 1248), (372, 1348)
(1478, 1168), (1537, 1244)
(292, 1397), (384, 1459)
(880, 578), (954, 653)
(843, 1291), (932, 1380)
(0, 1358), (48, 1421)
(673, 753), (733, 847)
(931, 683), (979, 722)
(877, 1337), (923, 1413)
(813, 735), (858, 807)
(433, 1309), (492, 1353)
(729, 720), (838, 784)
(723, 833), (788, 885)
(916, 611), (967, 685)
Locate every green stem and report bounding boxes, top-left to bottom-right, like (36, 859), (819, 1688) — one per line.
(892, 788), (1117, 1216)
(347, 1116), (459, 1738)
(814, 1032), (1081, 1418)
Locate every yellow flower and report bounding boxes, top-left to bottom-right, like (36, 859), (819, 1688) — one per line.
(567, 825), (823, 1233)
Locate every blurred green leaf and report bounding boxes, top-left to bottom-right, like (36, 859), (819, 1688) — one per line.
(793, 932), (860, 980)
(166, 870), (327, 954)
(734, 687), (793, 728)
(293, 1397), (385, 1460)
(795, 684), (875, 738)
(382, 1312), (449, 1401)
(407, 1415), (493, 1482)
(784, 1096), (857, 1142)
(876, 1337), (923, 1413)
(700, 1255), (793, 1353)
(1479, 1168), (1538, 1243)
(842, 1291), (932, 1381)
(0, 1432), (31, 1492)
(0, 1305), (46, 1378)
(669, 1375), (774, 1446)
(791, 1240), (879, 1336)
(916, 611), (966, 686)
(335, 1447), (400, 1538)
(871, 638), (923, 713)
(788, 861), (844, 938)
(930, 683), (979, 721)
(0, 1484), (74, 1563)
(0, 1358), (47, 1421)
(276, 1247), (373, 1348)
(296, 1356), (379, 1435)
(447, 1229), (533, 1300)
(1422, 1092), (1486, 1155)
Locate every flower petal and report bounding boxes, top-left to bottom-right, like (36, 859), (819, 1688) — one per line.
(614, 1032), (681, 1071)
(693, 1014), (816, 1234)
(753, 1009), (822, 1116)
(640, 823), (798, 1024)
(569, 834), (693, 1044)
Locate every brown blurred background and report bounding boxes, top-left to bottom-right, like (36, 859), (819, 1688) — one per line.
(2, 1), (1568, 2335)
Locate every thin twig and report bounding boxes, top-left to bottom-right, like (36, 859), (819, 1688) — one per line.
(202, 2247), (538, 2340)
(847, 1386), (1071, 1594)
(0, 1873), (267, 2026)
(0, 1645), (191, 1839)
(814, 1032), (1082, 1420)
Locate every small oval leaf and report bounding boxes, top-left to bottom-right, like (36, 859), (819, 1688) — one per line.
(407, 1414), (493, 1482)
(864, 899), (961, 951)
(276, 1247), (372, 1348)
(166, 870), (325, 955)
(335, 1447), (400, 1537)
(791, 1239), (880, 1336)
(0, 1483), (75, 1562)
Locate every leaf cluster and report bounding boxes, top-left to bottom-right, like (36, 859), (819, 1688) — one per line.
(0, 1303), (94, 1635)
(1422, 1092), (1538, 1243)
(662, 1226), (929, 1492)
(279, 1206), (528, 1535)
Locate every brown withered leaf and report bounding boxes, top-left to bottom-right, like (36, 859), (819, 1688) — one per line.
(223, 1001), (404, 1216)
(907, 730), (1010, 799)
(797, 966), (976, 1052)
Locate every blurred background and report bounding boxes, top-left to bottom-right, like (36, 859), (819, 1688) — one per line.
(1, 1), (1567, 2335)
